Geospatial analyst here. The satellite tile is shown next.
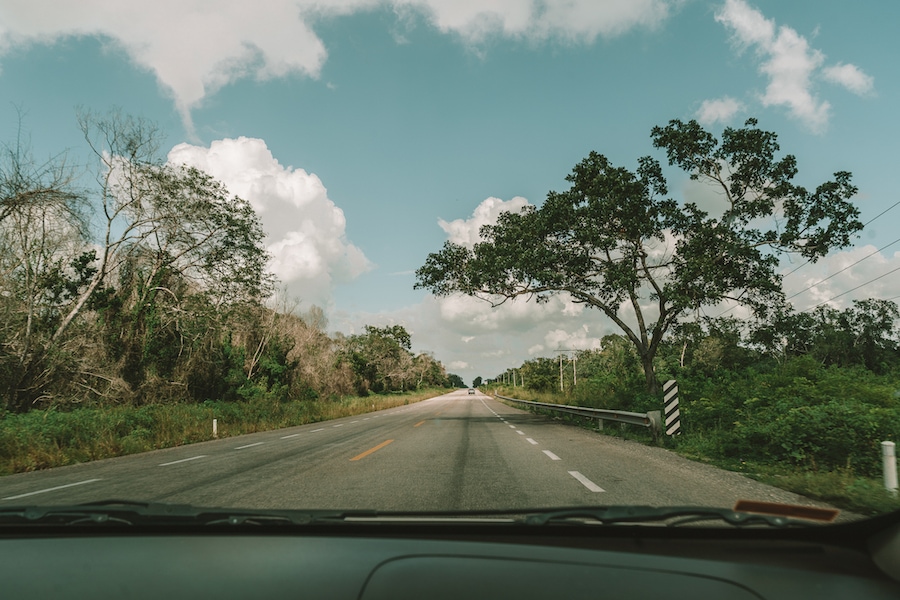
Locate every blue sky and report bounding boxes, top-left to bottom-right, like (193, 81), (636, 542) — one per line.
(0, 0), (897, 381)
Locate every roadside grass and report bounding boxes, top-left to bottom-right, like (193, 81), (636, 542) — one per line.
(488, 385), (900, 516)
(0, 389), (445, 476)
(752, 468), (900, 516)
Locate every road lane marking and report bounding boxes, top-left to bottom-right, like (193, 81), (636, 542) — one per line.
(333, 424), (344, 428)
(235, 442), (264, 449)
(508, 424), (516, 429)
(526, 438), (538, 445)
(363, 418), (370, 421)
(350, 439), (394, 461)
(516, 430), (525, 435)
(569, 471), (605, 492)
(311, 428), (325, 432)
(2, 479), (102, 501)
(351, 420), (359, 424)
(159, 455), (207, 466)
(280, 433), (301, 439)
(414, 420), (425, 427)
(543, 450), (561, 461)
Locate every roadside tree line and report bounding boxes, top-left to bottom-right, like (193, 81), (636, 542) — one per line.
(0, 111), (453, 413)
(486, 301), (899, 477)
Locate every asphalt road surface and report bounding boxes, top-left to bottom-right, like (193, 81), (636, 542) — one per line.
(0, 390), (835, 512)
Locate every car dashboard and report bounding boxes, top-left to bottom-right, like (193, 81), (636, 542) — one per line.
(3, 516), (900, 599)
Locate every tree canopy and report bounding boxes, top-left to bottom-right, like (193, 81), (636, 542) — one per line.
(416, 118), (863, 393)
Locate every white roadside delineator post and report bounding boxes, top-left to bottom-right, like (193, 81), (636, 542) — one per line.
(213, 418), (218, 439)
(883, 441), (897, 496)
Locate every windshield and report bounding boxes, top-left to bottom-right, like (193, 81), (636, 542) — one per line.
(0, 0), (897, 524)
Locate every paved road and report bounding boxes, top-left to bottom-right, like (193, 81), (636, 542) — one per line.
(0, 390), (834, 512)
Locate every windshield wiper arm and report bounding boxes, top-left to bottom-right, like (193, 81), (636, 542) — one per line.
(0, 501), (828, 528)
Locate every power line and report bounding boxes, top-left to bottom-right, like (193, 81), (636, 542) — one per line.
(786, 236), (900, 300)
(801, 263), (900, 312)
(782, 259), (810, 278)
(707, 199), (900, 318)
(779, 199), (900, 281)
(863, 198), (900, 228)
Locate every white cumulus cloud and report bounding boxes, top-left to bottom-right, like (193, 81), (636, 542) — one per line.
(713, 0), (873, 133)
(696, 96), (744, 125)
(438, 196), (531, 248)
(783, 246), (900, 312)
(822, 63), (875, 96)
(543, 325), (602, 351)
(397, 0), (671, 43)
(0, 1), (334, 132)
(167, 137), (371, 307)
(0, 1), (675, 132)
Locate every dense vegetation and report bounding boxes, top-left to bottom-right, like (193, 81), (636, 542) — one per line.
(0, 111), (457, 418)
(486, 301), (900, 513)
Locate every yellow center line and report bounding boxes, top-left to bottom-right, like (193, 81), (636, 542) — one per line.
(413, 420), (425, 427)
(350, 439), (394, 461)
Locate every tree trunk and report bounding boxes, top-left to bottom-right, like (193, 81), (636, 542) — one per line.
(640, 352), (659, 396)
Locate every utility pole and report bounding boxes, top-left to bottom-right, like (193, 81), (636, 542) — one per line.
(556, 348), (578, 391)
(559, 354), (563, 391)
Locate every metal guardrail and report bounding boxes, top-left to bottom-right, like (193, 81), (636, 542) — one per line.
(494, 394), (662, 441)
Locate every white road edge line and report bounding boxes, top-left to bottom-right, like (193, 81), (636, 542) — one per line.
(235, 442), (264, 450)
(508, 424), (516, 429)
(569, 471), (605, 492)
(526, 438), (538, 445)
(2, 478), (102, 501)
(280, 433), (301, 439)
(543, 450), (561, 461)
(159, 455), (207, 466)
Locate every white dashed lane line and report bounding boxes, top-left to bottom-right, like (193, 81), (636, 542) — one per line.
(569, 471), (605, 492)
(280, 433), (301, 439)
(486, 395), (609, 495)
(234, 442), (264, 450)
(1, 478), (103, 501)
(159, 456), (207, 466)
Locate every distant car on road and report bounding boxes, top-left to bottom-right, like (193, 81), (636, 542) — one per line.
(468, 389), (475, 395)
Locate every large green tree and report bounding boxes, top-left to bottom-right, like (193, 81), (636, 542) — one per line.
(415, 119), (863, 394)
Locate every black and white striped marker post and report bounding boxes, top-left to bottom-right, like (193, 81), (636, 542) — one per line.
(663, 379), (681, 436)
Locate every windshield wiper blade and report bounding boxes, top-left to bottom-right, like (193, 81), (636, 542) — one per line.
(516, 505), (821, 527)
(0, 500), (366, 527)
